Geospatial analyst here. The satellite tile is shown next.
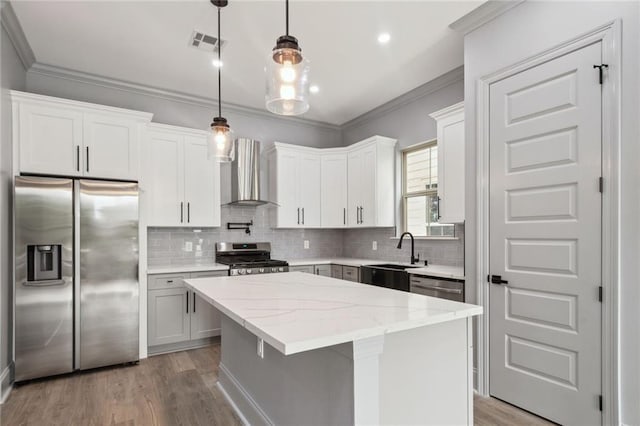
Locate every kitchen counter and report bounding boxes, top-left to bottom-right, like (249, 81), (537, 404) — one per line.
(184, 272), (480, 355)
(147, 263), (229, 274)
(184, 272), (481, 425)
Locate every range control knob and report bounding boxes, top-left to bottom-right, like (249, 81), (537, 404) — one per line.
(271, 267), (277, 272)
(246, 269), (252, 274)
(259, 268), (265, 273)
(238, 269), (246, 275)
(278, 267), (284, 272)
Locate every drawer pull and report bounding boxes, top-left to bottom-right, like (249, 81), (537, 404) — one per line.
(412, 283), (462, 294)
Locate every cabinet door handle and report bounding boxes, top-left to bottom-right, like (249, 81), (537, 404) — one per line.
(86, 147), (89, 172)
(343, 208), (346, 225)
(180, 202), (184, 223)
(297, 207), (300, 225)
(302, 207), (305, 225)
(360, 206), (364, 224)
(437, 196), (441, 220)
(193, 292), (196, 313)
(186, 291), (189, 313)
(187, 202), (190, 223)
(76, 146), (80, 172)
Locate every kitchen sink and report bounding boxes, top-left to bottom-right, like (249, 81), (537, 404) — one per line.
(361, 264), (420, 292)
(368, 263), (420, 270)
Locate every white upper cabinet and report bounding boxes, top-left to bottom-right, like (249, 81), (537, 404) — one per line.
(347, 137), (396, 227)
(11, 91), (152, 180)
(321, 153), (348, 227)
(268, 144), (321, 228)
(430, 102), (465, 224)
(145, 124), (220, 227)
(271, 136), (396, 229)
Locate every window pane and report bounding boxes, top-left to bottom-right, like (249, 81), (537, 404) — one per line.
(405, 194), (455, 238)
(405, 145), (438, 193)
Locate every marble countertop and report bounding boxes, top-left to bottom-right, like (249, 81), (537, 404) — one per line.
(184, 272), (481, 355)
(147, 263), (229, 274)
(149, 258), (464, 280)
(289, 258), (464, 280)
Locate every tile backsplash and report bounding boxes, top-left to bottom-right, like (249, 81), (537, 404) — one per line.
(147, 205), (344, 267)
(148, 205), (464, 268)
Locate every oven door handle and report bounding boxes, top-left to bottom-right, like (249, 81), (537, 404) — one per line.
(411, 283), (463, 294)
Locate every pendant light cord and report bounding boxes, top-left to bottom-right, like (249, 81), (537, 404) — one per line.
(285, 0), (289, 36)
(217, 6), (222, 118)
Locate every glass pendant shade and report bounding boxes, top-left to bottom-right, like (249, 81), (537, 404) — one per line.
(266, 45), (310, 115)
(208, 117), (235, 162)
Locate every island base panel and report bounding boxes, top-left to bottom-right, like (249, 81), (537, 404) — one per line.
(218, 315), (473, 426)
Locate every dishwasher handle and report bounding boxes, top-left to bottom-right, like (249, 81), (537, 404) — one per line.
(411, 283), (463, 294)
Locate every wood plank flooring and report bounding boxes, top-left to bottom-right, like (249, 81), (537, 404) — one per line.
(2, 340), (554, 426)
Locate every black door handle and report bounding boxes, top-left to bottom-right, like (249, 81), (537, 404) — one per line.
(490, 275), (509, 285)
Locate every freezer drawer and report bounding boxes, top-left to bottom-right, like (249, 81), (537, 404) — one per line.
(409, 275), (465, 302)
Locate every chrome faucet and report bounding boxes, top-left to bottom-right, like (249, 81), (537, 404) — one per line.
(397, 232), (419, 264)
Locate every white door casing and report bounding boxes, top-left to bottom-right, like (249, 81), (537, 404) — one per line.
(488, 42), (602, 425)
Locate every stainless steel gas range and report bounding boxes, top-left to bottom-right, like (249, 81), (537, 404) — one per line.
(215, 242), (289, 276)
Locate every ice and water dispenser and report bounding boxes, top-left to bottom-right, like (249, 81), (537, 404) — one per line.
(26, 244), (62, 282)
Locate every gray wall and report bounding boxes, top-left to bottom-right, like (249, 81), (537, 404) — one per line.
(1, 22), (26, 382)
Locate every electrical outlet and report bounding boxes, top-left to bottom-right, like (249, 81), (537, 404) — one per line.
(372, 241), (377, 250)
(185, 241), (193, 252)
(304, 240), (310, 249)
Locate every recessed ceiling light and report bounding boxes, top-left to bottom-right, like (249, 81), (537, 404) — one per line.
(310, 85), (319, 94)
(377, 33), (391, 44)
(212, 59), (223, 68)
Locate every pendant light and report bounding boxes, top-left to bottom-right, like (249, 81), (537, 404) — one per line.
(209, 0), (235, 162)
(265, 0), (310, 116)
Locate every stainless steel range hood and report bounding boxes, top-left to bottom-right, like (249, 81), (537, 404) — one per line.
(227, 138), (273, 206)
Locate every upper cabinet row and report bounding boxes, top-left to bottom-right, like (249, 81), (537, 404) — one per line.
(11, 91), (152, 181)
(267, 136), (397, 228)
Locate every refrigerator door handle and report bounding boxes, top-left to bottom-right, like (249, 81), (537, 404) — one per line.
(22, 279), (66, 287)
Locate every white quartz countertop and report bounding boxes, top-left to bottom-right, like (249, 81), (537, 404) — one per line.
(184, 272), (481, 355)
(147, 263), (229, 274)
(289, 258), (464, 280)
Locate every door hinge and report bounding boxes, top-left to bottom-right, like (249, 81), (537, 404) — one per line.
(599, 177), (604, 193)
(599, 286), (603, 302)
(593, 64), (609, 84)
(599, 394), (603, 411)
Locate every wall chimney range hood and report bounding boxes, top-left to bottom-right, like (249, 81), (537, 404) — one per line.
(227, 138), (274, 206)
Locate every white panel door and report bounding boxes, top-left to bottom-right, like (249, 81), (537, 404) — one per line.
(359, 145), (377, 227)
(299, 153), (321, 227)
(146, 131), (184, 226)
(276, 150), (301, 227)
(183, 135), (220, 227)
(347, 150), (362, 226)
(19, 103), (83, 176)
(489, 42), (602, 425)
(83, 113), (139, 180)
(321, 154), (348, 227)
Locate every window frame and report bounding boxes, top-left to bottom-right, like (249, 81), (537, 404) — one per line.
(401, 139), (455, 238)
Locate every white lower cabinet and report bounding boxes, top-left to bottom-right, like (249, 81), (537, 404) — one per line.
(342, 266), (360, 282)
(331, 265), (343, 279)
(289, 265), (315, 274)
(314, 264), (332, 277)
(148, 271), (226, 353)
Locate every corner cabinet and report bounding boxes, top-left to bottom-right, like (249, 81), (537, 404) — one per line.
(269, 136), (397, 229)
(429, 102), (465, 224)
(11, 91), (152, 180)
(267, 144), (321, 228)
(145, 123), (221, 227)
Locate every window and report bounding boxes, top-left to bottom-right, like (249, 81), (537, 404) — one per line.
(402, 141), (455, 237)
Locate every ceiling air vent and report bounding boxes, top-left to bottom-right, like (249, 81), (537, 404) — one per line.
(189, 30), (226, 53)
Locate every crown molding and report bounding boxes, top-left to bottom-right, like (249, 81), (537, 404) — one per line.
(27, 62), (341, 132)
(341, 65), (464, 131)
(449, 0), (525, 35)
(1, 1), (35, 70)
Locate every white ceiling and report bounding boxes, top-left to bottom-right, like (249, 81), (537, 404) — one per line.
(11, 1), (482, 125)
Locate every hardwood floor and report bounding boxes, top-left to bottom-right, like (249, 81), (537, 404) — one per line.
(2, 341), (553, 426)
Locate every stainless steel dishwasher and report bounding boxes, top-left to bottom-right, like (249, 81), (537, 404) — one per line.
(409, 275), (465, 302)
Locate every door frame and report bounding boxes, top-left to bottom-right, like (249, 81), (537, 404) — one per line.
(474, 20), (621, 425)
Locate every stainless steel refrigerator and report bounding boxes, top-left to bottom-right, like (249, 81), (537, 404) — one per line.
(14, 176), (139, 381)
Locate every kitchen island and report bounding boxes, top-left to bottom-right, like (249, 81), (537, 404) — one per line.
(184, 272), (482, 426)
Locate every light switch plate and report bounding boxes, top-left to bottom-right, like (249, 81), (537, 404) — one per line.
(304, 240), (310, 249)
(372, 241), (377, 250)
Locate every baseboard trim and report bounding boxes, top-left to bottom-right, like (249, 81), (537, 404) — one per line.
(147, 336), (219, 357)
(1, 363), (14, 404)
(218, 362), (274, 426)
